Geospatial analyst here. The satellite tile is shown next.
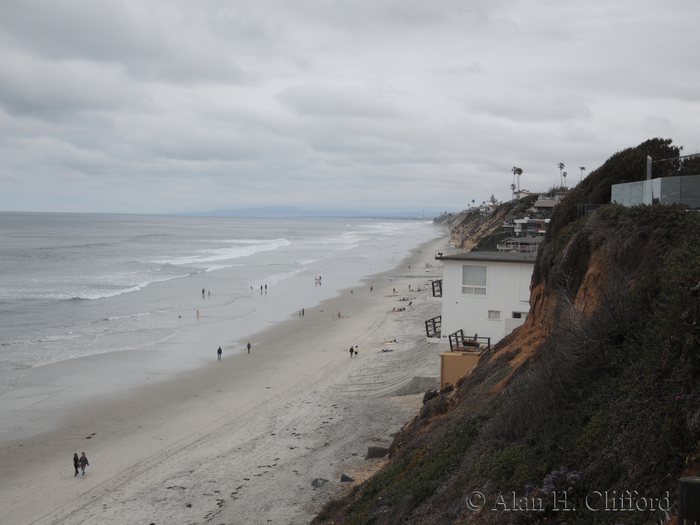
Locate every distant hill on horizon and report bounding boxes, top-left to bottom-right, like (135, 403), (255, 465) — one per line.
(177, 205), (439, 219)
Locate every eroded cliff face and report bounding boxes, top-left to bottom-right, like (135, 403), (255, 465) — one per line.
(317, 204), (700, 525)
(488, 229), (626, 389)
(490, 208), (677, 385)
(433, 204), (514, 251)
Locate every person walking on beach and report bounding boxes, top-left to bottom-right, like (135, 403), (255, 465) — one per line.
(73, 453), (80, 477)
(247, 342), (251, 354)
(79, 452), (89, 476)
(349, 346), (354, 358)
(217, 346), (222, 359)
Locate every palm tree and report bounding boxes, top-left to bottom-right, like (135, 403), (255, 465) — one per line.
(557, 163), (565, 187)
(579, 166), (586, 181)
(511, 167), (523, 198)
(563, 172), (567, 188)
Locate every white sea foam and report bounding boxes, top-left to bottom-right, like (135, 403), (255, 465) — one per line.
(0, 214), (443, 398)
(156, 238), (290, 268)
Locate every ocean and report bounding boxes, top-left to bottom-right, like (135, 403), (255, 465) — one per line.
(0, 212), (442, 398)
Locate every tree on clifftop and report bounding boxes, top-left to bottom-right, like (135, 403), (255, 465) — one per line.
(511, 167), (522, 199)
(557, 162), (565, 187)
(545, 138), (683, 246)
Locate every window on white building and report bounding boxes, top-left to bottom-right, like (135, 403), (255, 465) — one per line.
(462, 265), (486, 295)
(488, 310), (501, 320)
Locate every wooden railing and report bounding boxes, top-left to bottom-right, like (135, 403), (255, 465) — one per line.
(425, 316), (441, 338)
(448, 329), (490, 352)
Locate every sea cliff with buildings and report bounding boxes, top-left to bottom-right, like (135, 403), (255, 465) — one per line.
(313, 138), (700, 525)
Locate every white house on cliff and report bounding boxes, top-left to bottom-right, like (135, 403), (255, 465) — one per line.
(434, 251), (536, 345)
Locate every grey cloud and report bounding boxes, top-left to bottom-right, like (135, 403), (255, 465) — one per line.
(0, 50), (147, 119)
(0, 0), (699, 214)
(0, 0), (248, 83)
(467, 90), (593, 124)
(276, 83), (402, 119)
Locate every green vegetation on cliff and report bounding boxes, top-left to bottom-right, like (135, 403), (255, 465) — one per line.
(316, 140), (700, 525)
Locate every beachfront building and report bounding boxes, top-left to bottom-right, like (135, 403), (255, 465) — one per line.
(434, 251), (536, 344)
(514, 217), (549, 237)
(533, 197), (557, 214)
(513, 190), (540, 201)
(477, 203), (499, 215)
(611, 173), (700, 208)
(496, 236), (543, 253)
(532, 190), (568, 214)
(502, 217), (550, 238)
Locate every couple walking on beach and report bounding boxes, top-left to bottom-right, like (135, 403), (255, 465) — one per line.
(218, 343), (250, 358)
(72, 452), (89, 476)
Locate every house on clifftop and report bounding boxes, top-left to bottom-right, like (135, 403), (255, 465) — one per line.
(431, 251), (536, 387)
(435, 251), (536, 343)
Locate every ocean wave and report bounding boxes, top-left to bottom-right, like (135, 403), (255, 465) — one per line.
(215, 238), (284, 245)
(314, 234), (366, 246)
(154, 238), (290, 267)
(70, 273), (191, 301)
(253, 267), (305, 288)
(1, 333), (83, 348)
(101, 312), (152, 322)
(357, 223), (405, 235)
(75, 285), (143, 300)
(36, 334), (83, 343)
(36, 241), (114, 252)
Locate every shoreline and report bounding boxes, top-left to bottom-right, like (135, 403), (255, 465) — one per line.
(0, 217), (441, 401)
(1, 235), (448, 525)
(0, 222), (445, 442)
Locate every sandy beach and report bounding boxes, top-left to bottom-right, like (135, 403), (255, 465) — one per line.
(1, 236), (448, 525)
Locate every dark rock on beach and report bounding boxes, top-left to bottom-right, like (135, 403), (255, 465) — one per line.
(364, 446), (389, 459)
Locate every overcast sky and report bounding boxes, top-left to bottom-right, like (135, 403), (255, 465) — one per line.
(1, 0), (698, 214)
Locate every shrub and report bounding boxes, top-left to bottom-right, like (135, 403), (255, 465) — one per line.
(422, 390), (439, 404)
